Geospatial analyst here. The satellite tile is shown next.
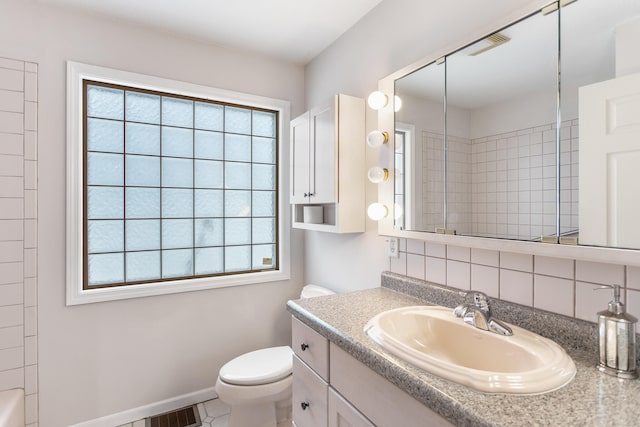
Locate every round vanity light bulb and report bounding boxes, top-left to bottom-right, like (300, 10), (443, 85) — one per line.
(394, 95), (403, 112)
(367, 166), (389, 184)
(367, 91), (388, 110)
(366, 130), (389, 148)
(367, 203), (388, 221)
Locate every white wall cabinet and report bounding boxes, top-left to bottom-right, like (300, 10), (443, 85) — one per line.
(290, 94), (365, 233)
(291, 317), (452, 427)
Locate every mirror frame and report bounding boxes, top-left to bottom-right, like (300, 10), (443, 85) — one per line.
(375, 0), (640, 266)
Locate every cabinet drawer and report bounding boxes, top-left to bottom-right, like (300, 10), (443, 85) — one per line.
(292, 316), (329, 380)
(330, 343), (454, 427)
(293, 355), (328, 427)
(328, 388), (374, 427)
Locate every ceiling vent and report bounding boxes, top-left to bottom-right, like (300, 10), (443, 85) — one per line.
(469, 32), (511, 56)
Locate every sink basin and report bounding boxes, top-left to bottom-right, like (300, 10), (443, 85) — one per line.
(364, 306), (576, 394)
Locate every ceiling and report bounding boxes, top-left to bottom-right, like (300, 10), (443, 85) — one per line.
(37, 0), (384, 64)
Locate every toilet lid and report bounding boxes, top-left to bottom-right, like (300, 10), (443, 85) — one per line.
(219, 346), (293, 386)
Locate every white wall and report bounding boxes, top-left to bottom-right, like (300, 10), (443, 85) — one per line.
(303, 0), (550, 291)
(0, 0), (305, 425)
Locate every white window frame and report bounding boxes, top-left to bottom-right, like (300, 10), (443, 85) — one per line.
(66, 61), (291, 305)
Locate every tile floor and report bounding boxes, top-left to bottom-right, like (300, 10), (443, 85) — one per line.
(116, 398), (230, 427)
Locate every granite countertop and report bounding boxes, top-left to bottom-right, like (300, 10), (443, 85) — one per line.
(286, 272), (640, 427)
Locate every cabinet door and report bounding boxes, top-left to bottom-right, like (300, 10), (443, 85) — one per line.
(329, 388), (374, 427)
(293, 355), (328, 427)
(291, 112), (311, 204)
(310, 99), (337, 204)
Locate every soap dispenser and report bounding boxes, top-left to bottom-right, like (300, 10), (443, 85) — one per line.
(597, 285), (638, 379)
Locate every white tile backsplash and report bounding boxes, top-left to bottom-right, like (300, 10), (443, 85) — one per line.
(426, 242), (446, 258)
(406, 239), (425, 255)
(471, 248), (499, 267)
(535, 256), (574, 279)
(534, 275), (574, 317)
(447, 245), (470, 262)
(390, 251), (406, 276)
(575, 281), (611, 323)
(470, 264), (499, 298)
(447, 260), (470, 290)
(406, 253), (425, 280)
(426, 256), (446, 285)
(576, 261), (624, 285)
(499, 269), (533, 306)
(500, 251), (533, 272)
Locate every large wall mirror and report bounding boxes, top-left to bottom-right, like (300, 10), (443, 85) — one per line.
(392, 0), (640, 250)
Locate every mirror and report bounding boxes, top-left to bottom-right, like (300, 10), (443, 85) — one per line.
(561, 0), (640, 249)
(394, 61), (445, 231)
(394, 0), (640, 249)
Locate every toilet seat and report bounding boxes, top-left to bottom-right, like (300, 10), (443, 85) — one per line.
(219, 346), (293, 386)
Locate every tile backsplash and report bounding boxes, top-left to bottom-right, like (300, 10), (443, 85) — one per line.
(390, 240), (640, 325)
(0, 56), (38, 426)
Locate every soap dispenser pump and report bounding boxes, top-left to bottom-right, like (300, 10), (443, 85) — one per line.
(597, 285), (638, 379)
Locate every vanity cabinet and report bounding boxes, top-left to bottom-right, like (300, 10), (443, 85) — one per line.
(291, 317), (452, 427)
(290, 94), (365, 233)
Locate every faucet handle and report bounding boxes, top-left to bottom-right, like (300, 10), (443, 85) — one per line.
(463, 291), (490, 311)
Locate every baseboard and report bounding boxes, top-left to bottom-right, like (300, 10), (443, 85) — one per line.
(69, 387), (217, 427)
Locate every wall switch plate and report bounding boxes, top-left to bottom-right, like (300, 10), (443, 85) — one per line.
(387, 237), (400, 258)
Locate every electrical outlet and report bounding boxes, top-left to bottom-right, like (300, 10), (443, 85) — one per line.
(387, 237), (399, 258)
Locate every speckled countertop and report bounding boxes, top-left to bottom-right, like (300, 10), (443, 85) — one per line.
(286, 272), (640, 427)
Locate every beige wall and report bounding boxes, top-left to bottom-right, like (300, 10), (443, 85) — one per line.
(0, 0), (305, 425)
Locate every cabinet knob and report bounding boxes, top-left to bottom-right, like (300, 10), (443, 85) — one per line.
(304, 192), (309, 197)
(301, 401), (310, 411)
(308, 192), (315, 197)
(300, 343), (309, 351)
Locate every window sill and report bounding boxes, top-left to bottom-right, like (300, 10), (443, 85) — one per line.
(67, 269), (290, 305)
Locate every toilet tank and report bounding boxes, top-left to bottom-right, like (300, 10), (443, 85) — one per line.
(300, 284), (335, 299)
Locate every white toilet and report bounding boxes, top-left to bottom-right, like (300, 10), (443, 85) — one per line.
(215, 284), (335, 427)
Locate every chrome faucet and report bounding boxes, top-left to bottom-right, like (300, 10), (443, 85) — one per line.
(453, 291), (513, 336)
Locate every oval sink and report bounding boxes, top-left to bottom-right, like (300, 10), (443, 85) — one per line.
(364, 306), (576, 394)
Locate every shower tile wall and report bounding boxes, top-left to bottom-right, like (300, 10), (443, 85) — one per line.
(0, 56), (39, 427)
(471, 119), (579, 240)
(420, 120), (578, 240)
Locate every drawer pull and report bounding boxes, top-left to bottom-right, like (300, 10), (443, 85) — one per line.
(301, 401), (310, 410)
(300, 343), (309, 351)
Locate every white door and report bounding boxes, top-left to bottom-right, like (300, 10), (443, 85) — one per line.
(579, 71), (640, 248)
(310, 98), (337, 204)
(291, 112), (311, 204)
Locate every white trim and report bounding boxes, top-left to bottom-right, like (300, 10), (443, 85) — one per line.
(66, 61), (291, 305)
(69, 387), (216, 427)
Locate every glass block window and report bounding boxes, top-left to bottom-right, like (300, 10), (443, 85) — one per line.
(83, 81), (278, 289)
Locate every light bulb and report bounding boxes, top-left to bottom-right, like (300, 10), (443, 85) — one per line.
(366, 130), (389, 147)
(367, 203), (388, 221)
(367, 91), (388, 110)
(367, 166), (389, 184)
(394, 95), (403, 112)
